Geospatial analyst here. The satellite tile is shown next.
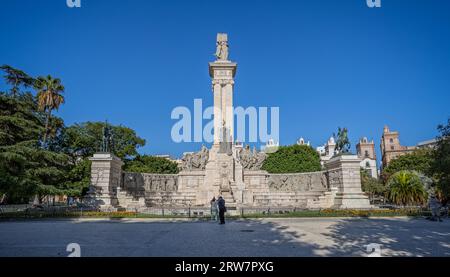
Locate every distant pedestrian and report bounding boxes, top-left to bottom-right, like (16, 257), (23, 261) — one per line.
(210, 197), (218, 221)
(217, 196), (226, 224)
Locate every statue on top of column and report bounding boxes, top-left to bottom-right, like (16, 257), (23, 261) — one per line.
(215, 33), (229, 61)
(100, 121), (114, 153)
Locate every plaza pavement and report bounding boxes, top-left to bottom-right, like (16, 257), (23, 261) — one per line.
(0, 217), (449, 257)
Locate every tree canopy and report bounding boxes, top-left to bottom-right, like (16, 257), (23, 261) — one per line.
(381, 149), (433, 182)
(0, 92), (70, 202)
(124, 155), (179, 174)
(57, 121), (146, 162)
(431, 118), (450, 199)
(360, 169), (386, 203)
(261, 144), (322, 173)
(0, 65), (148, 203)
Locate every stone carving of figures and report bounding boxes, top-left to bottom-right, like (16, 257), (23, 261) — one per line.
(166, 177), (176, 191)
(219, 122), (233, 156)
(254, 152), (267, 170)
(181, 146), (210, 171)
(334, 127), (351, 154)
(219, 163), (230, 192)
(238, 145), (267, 170)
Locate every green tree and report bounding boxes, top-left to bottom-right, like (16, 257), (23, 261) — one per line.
(431, 118), (450, 199)
(386, 170), (427, 206)
(61, 159), (92, 197)
(51, 122), (146, 196)
(360, 169), (386, 203)
(0, 65), (34, 97)
(58, 122), (146, 161)
(0, 92), (69, 203)
(382, 149), (433, 182)
(35, 75), (65, 146)
(124, 155), (179, 174)
(261, 144), (322, 173)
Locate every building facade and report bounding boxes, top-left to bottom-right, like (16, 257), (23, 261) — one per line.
(316, 137), (336, 166)
(380, 125), (416, 169)
(356, 137), (377, 178)
(417, 139), (438, 149)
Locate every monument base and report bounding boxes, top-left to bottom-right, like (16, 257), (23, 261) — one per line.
(87, 153), (123, 210)
(325, 154), (372, 209)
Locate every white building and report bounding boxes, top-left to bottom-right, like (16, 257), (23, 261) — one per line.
(296, 137), (310, 146)
(316, 137), (336, 166)
(261, 139), (279, 153)
(356, 137), (378, 179)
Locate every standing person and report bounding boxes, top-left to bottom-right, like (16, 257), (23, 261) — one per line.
(217, 196), (226, 224)
(210, 197), (218, 221)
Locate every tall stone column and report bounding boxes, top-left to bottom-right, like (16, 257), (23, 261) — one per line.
(88, 153), (123, 210)
(324, 154), (372, 209)
(209, 63), (237, 149)
(213, 82), (222, 146)
(225, 82), (234, 142)
(199, 34), (239, 206)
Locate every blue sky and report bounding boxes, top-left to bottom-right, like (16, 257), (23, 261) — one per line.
(1, 0), (449, 164)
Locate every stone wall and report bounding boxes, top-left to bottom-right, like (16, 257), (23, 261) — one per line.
(123, 172), (178, 195)
(268, 172), (328, 192)
(241, 171), (331, 208)
(120, 172), (187, 207)
(88, 153), (372, 211)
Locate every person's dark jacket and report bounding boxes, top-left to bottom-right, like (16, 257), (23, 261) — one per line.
(217, 197), (226, 212)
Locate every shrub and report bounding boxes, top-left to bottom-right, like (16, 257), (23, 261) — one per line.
(386, 170), (428, 206)
(124, 155), (179, 174)
(261, 144), (321, 173)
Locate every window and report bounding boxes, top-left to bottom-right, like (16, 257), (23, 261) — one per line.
(365, 150), (369, 157)
(389, 138), (394, 143)
(391, 146), (394, 150)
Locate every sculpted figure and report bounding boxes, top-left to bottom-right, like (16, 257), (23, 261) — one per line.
(181, 146), (209, 171)
(100, 121), (114, 153)
(334, 127), (351, 154)
(215, 33), (229, 61)
(237, 145), (267, 170)
(219, 163), (231, 192)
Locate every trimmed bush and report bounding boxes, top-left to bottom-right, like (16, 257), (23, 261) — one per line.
(262, 144), (321, 173)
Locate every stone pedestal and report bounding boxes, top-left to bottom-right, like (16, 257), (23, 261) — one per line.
(324, 154), (372, 209)
(200, 152), (234, 205)
(88, 153), (123, 210)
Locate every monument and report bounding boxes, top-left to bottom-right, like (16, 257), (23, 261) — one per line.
(87, 33), (371, 212)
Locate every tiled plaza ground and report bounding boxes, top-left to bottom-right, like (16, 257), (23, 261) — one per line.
(0, 217), (449, 257)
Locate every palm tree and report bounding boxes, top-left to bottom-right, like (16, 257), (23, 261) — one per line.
(0, 65), (34, 97)
(386, 170), (428, 206)
(35, 75), (65, 146)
